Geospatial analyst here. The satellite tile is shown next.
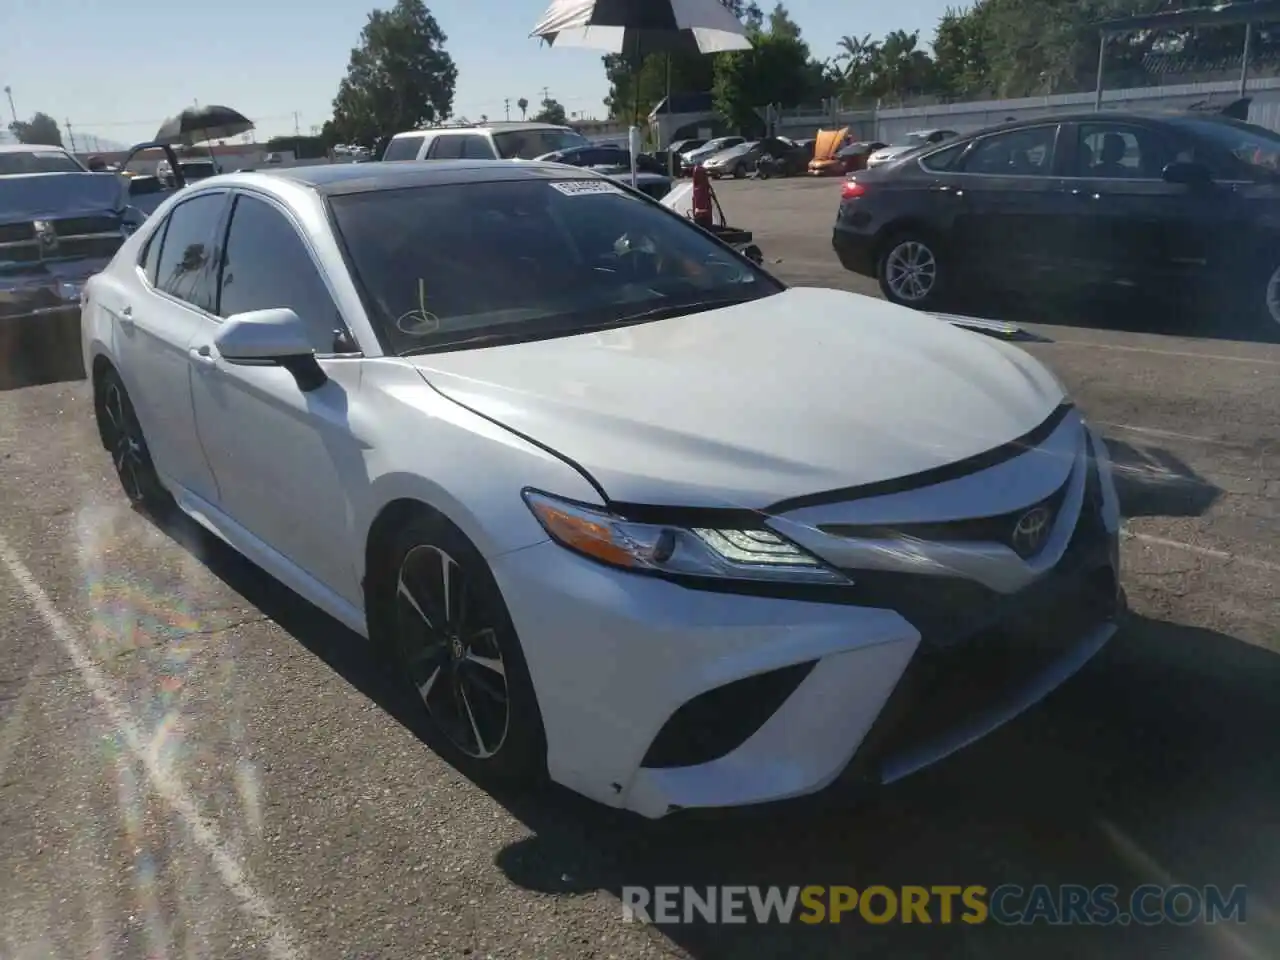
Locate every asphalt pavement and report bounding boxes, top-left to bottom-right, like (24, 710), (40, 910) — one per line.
(0, 178), (1277, 959)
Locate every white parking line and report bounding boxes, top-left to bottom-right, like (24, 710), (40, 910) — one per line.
(0, 536), (306, 960)
(1051, 340), (1280, 367)
(1123, 529), (1280, 574)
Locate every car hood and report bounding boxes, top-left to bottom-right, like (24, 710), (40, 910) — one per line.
(408, 287), (1066, 509)
(0, 172), (127, 223)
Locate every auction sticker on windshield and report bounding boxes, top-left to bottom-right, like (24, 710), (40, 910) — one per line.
(549, 180), (627, 197)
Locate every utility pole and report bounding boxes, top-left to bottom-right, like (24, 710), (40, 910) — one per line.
(504, 98), (510, 121)
(65, 118), (77, 153)
(541, 86), (550, 104)
(293, 111), (301, 136)
(3, 86), (15, 124)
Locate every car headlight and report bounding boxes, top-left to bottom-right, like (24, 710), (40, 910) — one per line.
(522, 489), (848, 584)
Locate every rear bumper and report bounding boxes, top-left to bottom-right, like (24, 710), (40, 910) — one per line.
(832, 227), (877, 277)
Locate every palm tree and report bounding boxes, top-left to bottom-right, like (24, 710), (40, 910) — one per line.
(517, 98), (529, 120)
(836, 34), (879, 96)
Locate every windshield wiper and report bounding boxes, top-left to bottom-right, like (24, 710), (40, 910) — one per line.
(607, 295), (756, 326)
(399, 330), (551, 356)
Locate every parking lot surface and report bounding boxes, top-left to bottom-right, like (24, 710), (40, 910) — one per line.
(0, 178), (1276, 959)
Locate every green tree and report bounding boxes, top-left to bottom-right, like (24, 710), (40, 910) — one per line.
(533, 97), (568, 124)
(872, 29), (937, 100)
(713, 4), (817, 134)
(932, 6), (995, 98)
(835, 33), (881, 98)
(330, 0), (458, 148)
(8, 112), (62, 146)
(517, 97), (529, 120)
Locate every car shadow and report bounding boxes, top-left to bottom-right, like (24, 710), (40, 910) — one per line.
(0, 318), (85, 391)
(146, 510), (1278, 959)
(1105, 439), (1222, 519)
(948, 287), (1280, 346)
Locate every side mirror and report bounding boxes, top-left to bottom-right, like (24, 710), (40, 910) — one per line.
(1162, 160), (1211, 187)
(215, 308), (328, 392)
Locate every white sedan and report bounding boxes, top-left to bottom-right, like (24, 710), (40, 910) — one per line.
(82, 161), (1125, 818)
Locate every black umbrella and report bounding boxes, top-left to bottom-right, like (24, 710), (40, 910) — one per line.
(154, 105), (255, 146)
(532, 0), (751, 182)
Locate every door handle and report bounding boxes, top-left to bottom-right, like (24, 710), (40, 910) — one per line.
(188, 344), (217, 370)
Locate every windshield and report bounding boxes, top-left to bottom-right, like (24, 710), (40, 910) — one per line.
(0, 149), (85, 175)
(329, 177), (778, 355)
(492, 128), (589, 159)
(1176, 117), (1280, 175)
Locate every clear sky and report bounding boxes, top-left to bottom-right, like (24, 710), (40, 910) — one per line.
(0, 0), (955, 149)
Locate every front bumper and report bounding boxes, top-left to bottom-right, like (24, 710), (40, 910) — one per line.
(0, 261), (107, 322)
(491, 449), (1122, 819)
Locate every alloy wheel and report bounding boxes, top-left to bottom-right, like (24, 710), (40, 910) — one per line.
(395, 544), (509, 759)
(103, 379), (147, 503)
(884, 240), (938, 303)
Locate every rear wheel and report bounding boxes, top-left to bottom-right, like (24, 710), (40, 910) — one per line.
(877, 232), (946, 310)
(1258, 261), (1280, 334)
(95, 368), (170, 512)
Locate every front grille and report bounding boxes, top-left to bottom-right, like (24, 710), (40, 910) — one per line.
(820, 475), (1071, 561)
(0, 222), (34, 244)
(0, 214), (123, 267)
(54, 215), (121, 236)
(838, 457), (1117, 785)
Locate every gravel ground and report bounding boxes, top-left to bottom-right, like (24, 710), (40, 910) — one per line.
(0, 178), (1276, 959)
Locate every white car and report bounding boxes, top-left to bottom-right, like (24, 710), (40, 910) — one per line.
(866, 129), (959, 168)
(82, 161), (1125, 819)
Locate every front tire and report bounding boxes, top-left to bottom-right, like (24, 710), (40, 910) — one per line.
(95, 367), (170, 512)
(376, 513), (547, 785)
(877, 232), (946, 309)
(1255, 260), (1280, 336)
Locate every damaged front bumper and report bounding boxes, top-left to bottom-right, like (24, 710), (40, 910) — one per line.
(0, 258), (111, 323)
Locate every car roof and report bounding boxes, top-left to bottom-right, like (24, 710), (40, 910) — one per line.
(968, 110), (1245, 134)
(0, 143), (69, 153)
(245, 159), (614, 196)
(390, 122), (574, 138)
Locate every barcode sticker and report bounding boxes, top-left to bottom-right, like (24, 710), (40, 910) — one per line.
(548, 179), (626, 197)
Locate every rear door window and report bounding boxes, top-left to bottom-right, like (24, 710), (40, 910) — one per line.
(428, 135), (464, 159)
(153, 192), (226, 312)
(383, 135), (426, 161)
(458, 135), (496, 159)
(961, 126), (1058, 177)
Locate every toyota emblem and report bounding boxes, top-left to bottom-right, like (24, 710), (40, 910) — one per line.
(1011, 505), (1053, 558)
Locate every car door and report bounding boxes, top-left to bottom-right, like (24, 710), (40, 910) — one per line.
(187, 190), (365, 604)
(1057, 119), (1249, 289)
(1054, 120), (1192, 287)
(946, 123), (1069, 282)
(113, 191), (228, 504)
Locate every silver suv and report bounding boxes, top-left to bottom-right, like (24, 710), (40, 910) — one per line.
(382, 121), (590, 161)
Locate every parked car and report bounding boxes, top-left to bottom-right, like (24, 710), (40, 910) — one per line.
(808, 127), (854, 175)
(865, 129), (959, 169)
(667, 138), (707, 161)
(83, 158), (1123, 818)
(833, 140), (889, 174)
(680, 136), (746, 173)
(0, 143), (132, 328)
(700, 141), (761, 179)
(832, 110), (1280, 328)
(535, 143), (665, 175)
(383, 121), (590, 161)
(756, 138), (814, 178)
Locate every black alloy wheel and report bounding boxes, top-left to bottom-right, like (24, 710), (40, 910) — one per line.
(382, 515), (546, 783)
(97, 369), (169, 511)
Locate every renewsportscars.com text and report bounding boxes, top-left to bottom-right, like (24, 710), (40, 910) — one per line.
(621, 884), (1248, 926)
